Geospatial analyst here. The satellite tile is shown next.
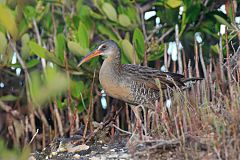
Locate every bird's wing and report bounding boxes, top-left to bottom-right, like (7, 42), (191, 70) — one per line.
(122, 64), (185, 91)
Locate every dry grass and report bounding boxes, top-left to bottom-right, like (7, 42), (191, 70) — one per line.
(121, 54), (240, 159)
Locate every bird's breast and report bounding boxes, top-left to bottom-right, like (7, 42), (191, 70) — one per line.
(99, 61), (133, 103)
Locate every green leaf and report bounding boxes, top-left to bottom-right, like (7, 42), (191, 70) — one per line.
(126, 6), (139, 24)
(11, 59), (40, 68)
(28, 41), (47, 58)
(185, 3), (201, 23)
(55, 33), (65, 63)
(213, 14), (232, 29)
(121, 39), (139, 64)
(0, 94), (18, 101)
(77, 5), (94, 30)
(28, 41), (63, 66)
(102, 2), (117, 21)
(46, 68), (69, 96)
(199, 21), (219, 39)
(30, 67), (70, 106)
(23, 5), (37, 21)
(148, 44), (164, 61)
(211, 44), (219, 54)
(118, 14), (131, 27)
(26, 59), (40, 68)
(77, 103), (85, 113)
(133, 28), (145, 60)
(0, 32), (7, 55)
(18, 18), (29, 36)
(90, 10), (104, 20)
(67, 41), (89, 56)
(180, 3), (201, 36)
(71, 80), (84, 99)
(157, 7), (179, 25)
(166, 0), (182, 8)
(0, 4), (18, 39)
(77, 4), (90, 18)
(56, 99), (66, 109)
(21, 33), (30, 59)
(77, 22), (89, 49)
(0, 139), (30, 160)
(42, 12), (52, 31)
(180, 5), (187, 36)
(96, 24), (119, 41)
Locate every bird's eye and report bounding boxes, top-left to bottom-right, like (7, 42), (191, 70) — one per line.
(101, 45), (107, 50)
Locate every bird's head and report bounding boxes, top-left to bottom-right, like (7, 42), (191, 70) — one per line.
(77, 40), (119, 67)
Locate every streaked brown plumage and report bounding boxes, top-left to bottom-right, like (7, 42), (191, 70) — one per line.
(78, 40), (201, 108)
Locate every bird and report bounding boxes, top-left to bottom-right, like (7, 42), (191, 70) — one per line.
(78, 40), (201, 109)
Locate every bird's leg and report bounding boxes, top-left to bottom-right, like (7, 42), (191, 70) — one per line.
(131, 105), (143, 140)
(110, 104), (117, 140)
(144, 107), (149, 135)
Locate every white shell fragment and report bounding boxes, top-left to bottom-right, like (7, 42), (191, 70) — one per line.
(166, 99), (172, 108)
(156, 17), (160, 26)
(11, 52), (17, 70)
(218, 5), (226, 14)
(179, 6), (184, 15)
(168, 41), (183, 62)
(220, 24), (226, 35)
(171, 42), (177, 61)
(160, 65), (166, 72)
(167, 42), (174, 55)
(195, 32), (202, 44)
(235, 17), (240, 24)
(144, 11), (156, 20)
(171, 50), (178, 61)
(101, 90), (107, 109)
(0, 82), (4, 88)
(16, 68), (21, 76)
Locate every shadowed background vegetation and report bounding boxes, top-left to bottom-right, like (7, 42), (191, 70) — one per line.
(0, 0), (239, 159)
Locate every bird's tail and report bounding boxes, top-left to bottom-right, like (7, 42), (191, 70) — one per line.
(181, 77), (203, 89)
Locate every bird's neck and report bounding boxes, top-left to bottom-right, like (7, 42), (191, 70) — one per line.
(99, 53), (122, 84)
(102, 52), (122, 71)
(99, 53), (122, 94)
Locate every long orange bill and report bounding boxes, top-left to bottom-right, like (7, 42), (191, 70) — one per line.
(77, 50), (102, 67)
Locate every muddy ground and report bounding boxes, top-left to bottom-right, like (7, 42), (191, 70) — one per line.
(30, 122), (217, 160)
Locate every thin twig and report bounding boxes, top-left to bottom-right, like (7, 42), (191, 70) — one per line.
(175, 24), (183, 74)
(194, 39), (200, 101)
(182, 49), (187, 77)
(82, 69), (96, 141)
(145, 26), (161, 43)
(156, 27), (174, 44)
(225, 32), (233, 108)
(33, 18), (46, 70)
(64, 51), (74, 135)
(0, 100), (21, 118)
(164, 43), (168, 71)
(125, 103), (131, 132)
(138, 5), (148, 66)
(54, 100), (64, 136)
(199, 44), (207, 78)
(146, 27), (174, 53)
(29, 129), (39, 145)
(140, 2), (153, 13)
(51, 5), (57, 37)
(112, 124), (132, 135)
(218, 36), (225, 82)
(138, 5), (147, 39)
